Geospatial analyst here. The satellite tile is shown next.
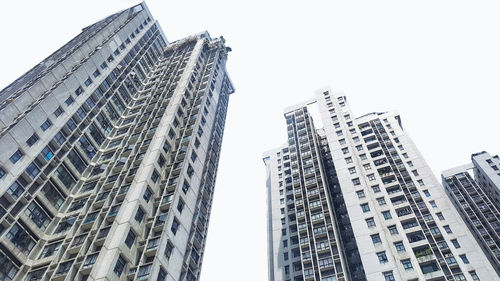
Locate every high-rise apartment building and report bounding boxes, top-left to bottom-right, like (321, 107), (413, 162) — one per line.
(264, 89), (497, 281)
(0, 3), (233, 281)
(442, 152), (500, 275)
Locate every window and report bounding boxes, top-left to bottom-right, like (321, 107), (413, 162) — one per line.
(9, 149), (23, 164)
(352, 178), (360, 186)
(164, 241), (173, 259)
(342, 147), (349, 154)
(65, 96), (74, 106)
(366, 217), (376, 227)
(451, 239), (461, 248)
(26, 134), (39, 146)
(143, 187), (153, 202)
(436, 212), (444, 220)
(7, 181), (24, 199)
(157, 155), (166, 167)
(55, 261), (73, 276)
(367, 174), (376, 181)
(388, 225), (398, 235)
(191, 151), (197, 162)
(377, 197), (386, 206)
(349, 167), (356, 174)
(356, 190), (365, 198)
(443, 225), (452, 234)
(284, 252), (289, 261)
(40, 242), (61, 258)
(84, 77), (93, 87)
(401, 259), (413, 271)
(377, 251), (388, 263)
(54, 164), (76, 190)
(53, 131), (66, 145)
(360, 203), (370, 213)
(382, 210), (392, 220)
(6, 223), (36, 255)
(40, 119), (52, 131)
(363, 164), (371, 170)
(412, 170), (419, 176)
(182, 181), (190, 193)
(151, 170), (159, 183)
(429, 200), (437, 208)
(26, 162), (40, 178)
(469, 271), (480, 281)
(360, 154), (367, 160)
(345, 157), (352, 164)
(371, 234), (382, 245)
(394, 241), (405, 252)
(135, 208), (145, 222)
(372, 185), (381, 193)
(25, 201), (51, 230)
(84, 253), (98, 268)
(75, 86), (84, 96)
(113, 256), (126, 276)
(138, 264), (152, 279)
(93, 69), (101, 78)
(171, 218), (180, 235)
(0, 167), (5, 179)
(177, 199), (185, 213)
(125, 230), (136, 248)
(356, 145), (363, 151)
(423, 190), (430, 197)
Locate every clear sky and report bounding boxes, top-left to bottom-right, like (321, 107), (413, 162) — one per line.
(1, 1), (499, 280)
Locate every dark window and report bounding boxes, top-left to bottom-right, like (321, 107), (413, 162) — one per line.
(9, 150), (23, 164)
(75, 86), (84, 96)
(157, 268), (166, 281)
(6, 223), (36, 255)
(84, 77), (93, 87)
(41, 146), (54, 161)
(113, 256), (126, 276)
(26, 134), (39, 146)
(171, 218), (179, 235)
(53, 132), (66, 145)
(143, 187), (153, 202)
(26, 162), (40, 178)
(177, 199), (185, 213)
(0, 167), (5, 179)
(54, 164), (76, 190)
(25, 202), (51, 230)
(164, 241), (173, 259)
(151, 170), (159, 183)
(135, 208), (145, 222)
(65, 96), (74, 106)
(40, 119), (52, 131)
(125, 230), (136, 248)
(182, 181), (190, 193)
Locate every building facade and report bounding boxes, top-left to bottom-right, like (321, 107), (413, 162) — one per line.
(264, 89), (497, 281)
(442, 152), (500, 276)
(0, 3), (233, 281)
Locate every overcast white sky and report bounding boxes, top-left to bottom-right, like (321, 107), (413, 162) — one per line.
(1, 1), (499, 280)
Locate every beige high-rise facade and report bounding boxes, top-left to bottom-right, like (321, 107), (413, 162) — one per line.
(0, 3), (234, 281)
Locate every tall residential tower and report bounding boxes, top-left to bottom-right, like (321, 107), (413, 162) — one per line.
(0, 3), (233, 281)
(442, 151), (500, 276)
(264, 89), (497, 281)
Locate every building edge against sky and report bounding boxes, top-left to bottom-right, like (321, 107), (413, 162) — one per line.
(442, 151), (500, 276)
(0, 2), (234, 281)
(264, 88), (498, 281)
